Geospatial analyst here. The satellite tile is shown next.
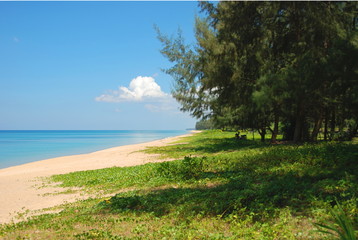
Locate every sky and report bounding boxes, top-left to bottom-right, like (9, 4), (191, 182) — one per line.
(0, 1), (199, 130)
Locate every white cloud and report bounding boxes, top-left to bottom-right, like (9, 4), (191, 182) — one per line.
(13, 37), (20, 43)
(96, 76), (168, 103)
(96, 76), (186, 114)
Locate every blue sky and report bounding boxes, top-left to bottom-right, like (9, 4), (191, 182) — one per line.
(0, 1), (199, 130)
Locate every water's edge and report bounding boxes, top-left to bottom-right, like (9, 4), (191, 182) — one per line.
(0, 130), (188, 169)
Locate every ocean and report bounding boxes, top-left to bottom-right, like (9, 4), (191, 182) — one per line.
(0, 130), (187, 169)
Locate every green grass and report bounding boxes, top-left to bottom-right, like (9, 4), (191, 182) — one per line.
(144, 130), (267, 159)
(315, 202), (357, 240)
(1, 130), (357, 239)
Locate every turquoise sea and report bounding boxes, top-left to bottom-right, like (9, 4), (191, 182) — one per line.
(0, 130), (187, 169)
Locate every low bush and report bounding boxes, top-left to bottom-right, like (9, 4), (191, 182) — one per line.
(1, 130), (357, 239)
(155, 156), (205, 180)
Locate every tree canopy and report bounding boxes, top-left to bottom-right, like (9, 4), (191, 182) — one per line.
(158, 1), (358, 142)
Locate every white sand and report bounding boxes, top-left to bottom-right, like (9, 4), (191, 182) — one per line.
(0, 132), (196, 224)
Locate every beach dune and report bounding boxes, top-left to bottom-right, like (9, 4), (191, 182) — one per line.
(0, 132), (195, 224)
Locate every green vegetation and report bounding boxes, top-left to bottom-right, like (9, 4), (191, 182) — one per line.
(158, 1), (358, 142)
(1, 131), (357, 239)
(315, 202), (357, 240)
(2, 2), (356, 239)
(195, 118), (215, 130)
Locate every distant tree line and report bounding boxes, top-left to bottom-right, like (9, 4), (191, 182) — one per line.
(195, 119), (215, 130)
(158, 1), (358, 142)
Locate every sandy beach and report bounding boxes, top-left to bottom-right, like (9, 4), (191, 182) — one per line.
(0, 132), (196, 224)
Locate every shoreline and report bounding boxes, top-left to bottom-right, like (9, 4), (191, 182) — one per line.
(0, 130), (189, 170)
(0, 131), (198, 224)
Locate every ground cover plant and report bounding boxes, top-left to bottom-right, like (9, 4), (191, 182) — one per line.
(0, 130), (357, 239)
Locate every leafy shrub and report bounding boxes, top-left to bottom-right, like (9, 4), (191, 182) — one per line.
(315, 203), (357, 240)
(75, 229), (123, 240)
(179, 156), (204, 179)
(155, 156), (205, 180)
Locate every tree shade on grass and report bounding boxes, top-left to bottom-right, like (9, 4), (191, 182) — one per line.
(1, 131), (356, 239)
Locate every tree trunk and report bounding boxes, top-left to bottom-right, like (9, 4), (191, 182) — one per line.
(324, 109), (328, 141)
(348, 120), (358, 140)
(311, 113), (323, 141)
(271, 114), (279, 143)
(258, 128), (266, 142)
(293, 103), (304, 143)
(293, 118), (303, 142)
(330, 109), (336, 139)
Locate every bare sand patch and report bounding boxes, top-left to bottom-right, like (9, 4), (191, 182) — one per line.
(0, 132), (194, 224)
